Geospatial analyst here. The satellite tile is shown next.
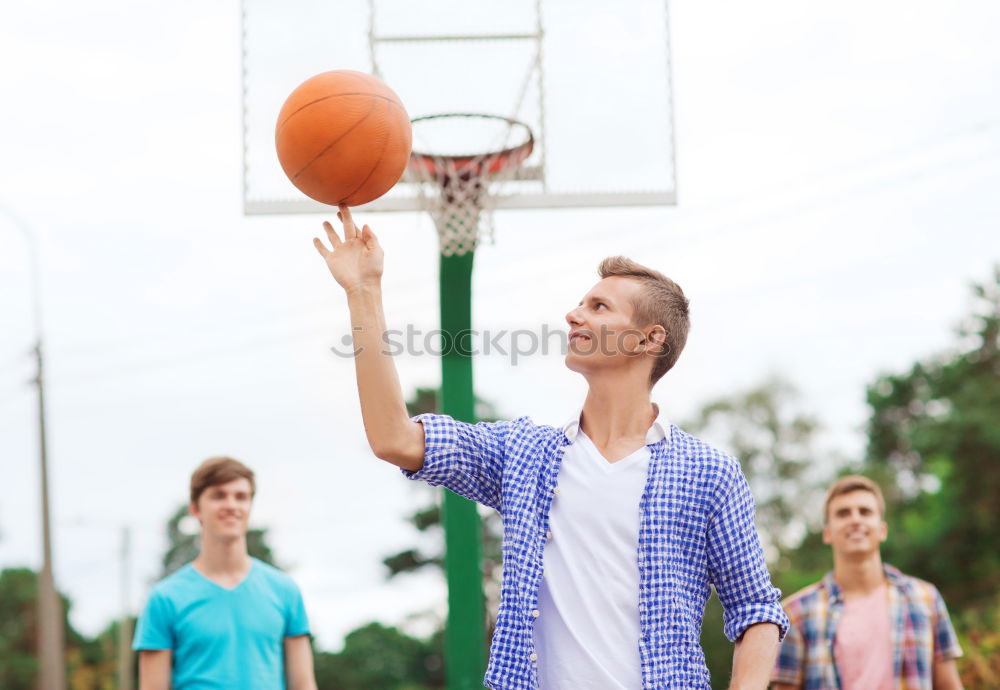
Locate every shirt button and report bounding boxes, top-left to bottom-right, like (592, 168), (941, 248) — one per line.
(529, 653), (538, 662)
(546, 530), (553, 540)
(553, 486), (561, 495)
(531, 609), (540, 617)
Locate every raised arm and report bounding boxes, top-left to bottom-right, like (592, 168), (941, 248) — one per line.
(313, 205), (425, 470)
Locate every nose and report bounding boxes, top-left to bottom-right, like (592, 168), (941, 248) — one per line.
(566, 306), (583, 327)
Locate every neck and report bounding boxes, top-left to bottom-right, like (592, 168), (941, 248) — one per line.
(579, 376), (655, 446)
(832, 550), (885, 596)
(193, 535), (251, 576)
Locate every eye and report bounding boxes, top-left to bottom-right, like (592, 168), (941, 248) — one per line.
(595, 302), (608, 310)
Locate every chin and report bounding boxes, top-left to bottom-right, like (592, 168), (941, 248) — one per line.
(564, 353), (588, 374)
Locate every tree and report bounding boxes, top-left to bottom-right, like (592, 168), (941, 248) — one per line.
(159, 504), (277, 578)
(0, 568), (102, 690)
(864, 266), (1000, 611)
(313, 623), (443, 690)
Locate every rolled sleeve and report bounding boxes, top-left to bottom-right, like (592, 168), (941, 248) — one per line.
(400, 413), (511, 510)
(932, 586), (963, 661)
(706, 458), (789, 642)
(771, 613), (804, 686)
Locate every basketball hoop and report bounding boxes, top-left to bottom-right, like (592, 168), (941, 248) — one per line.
(406, 113), (534, 256)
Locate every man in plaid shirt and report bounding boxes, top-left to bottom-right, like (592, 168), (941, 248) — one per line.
(771, 476), (963, 690)
(314, 206), (788, 689)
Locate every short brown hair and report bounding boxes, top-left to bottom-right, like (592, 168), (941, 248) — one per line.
(823, 475), (885, 523)
(190, 457), (256, 505)
(598, 256), (690, 385)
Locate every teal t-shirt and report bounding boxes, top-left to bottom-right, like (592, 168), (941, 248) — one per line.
(133, 558), (310, 689)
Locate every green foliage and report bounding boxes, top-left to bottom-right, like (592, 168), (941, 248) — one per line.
(0, 569), (39, 690)
(864, 266), (1000, 611)
(0, 568), (107, 690)
(955, 595), (1000, 688)
(313, 622), (443, 690)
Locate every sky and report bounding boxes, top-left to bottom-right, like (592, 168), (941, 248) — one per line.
(1, 0), (999, 651)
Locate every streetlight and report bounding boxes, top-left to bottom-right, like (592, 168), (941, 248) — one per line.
(1, 203), (66, 690)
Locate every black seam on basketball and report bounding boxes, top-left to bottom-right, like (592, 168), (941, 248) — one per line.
(343, 99), (393, 204)
(278, 93), (403, 130)
(291, 97), (378, 180)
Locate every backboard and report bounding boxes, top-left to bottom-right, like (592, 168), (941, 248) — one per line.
(241, 0), (677, 215)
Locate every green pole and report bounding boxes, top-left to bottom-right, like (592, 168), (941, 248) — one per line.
(438, 249), (486, 689)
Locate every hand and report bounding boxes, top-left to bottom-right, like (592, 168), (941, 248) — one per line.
(313, 205), (383, 292)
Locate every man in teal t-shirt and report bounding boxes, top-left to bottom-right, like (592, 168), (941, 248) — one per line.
(133, 457), (316, 689)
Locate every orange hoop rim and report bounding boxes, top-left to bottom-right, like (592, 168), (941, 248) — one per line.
(408, 113), (535, 179)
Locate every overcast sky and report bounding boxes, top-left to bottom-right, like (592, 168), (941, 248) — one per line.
(1, 0), (999, 650)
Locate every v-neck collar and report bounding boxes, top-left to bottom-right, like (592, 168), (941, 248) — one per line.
(575, 431), (650, 472)
(189, 558), (255, 592)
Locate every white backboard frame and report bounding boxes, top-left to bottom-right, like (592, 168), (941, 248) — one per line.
(241, 0), (678, 215)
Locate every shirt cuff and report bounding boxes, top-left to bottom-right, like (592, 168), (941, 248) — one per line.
(724, 602), (790, 642)
(399, 413), (459, 482)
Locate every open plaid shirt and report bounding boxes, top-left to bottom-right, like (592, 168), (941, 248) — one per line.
(404, 413), (788, 689)
(772, 564), (962, 689)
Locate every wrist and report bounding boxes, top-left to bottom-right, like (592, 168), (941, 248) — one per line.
(345, 281), (382, 298)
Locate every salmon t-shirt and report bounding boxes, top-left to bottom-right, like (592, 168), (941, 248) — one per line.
(833, 583), (894, 690)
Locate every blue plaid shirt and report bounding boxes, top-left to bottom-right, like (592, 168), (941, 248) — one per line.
(404, 413), (788, 689)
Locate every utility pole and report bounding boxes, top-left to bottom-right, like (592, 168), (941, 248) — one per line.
(117, 526), (133, 690)
(2, 204), (66, 690)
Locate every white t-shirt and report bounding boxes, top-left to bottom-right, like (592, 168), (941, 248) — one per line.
(532, 410), (668, 689)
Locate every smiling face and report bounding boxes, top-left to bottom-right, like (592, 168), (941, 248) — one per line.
(564, 276), (665, 382)
(823, 489), (888, 559)
(190, 477), (253, 543)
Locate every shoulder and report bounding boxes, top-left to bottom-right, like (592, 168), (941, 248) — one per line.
(887, 565), (946, 606)
(251, 559), (301, 593)
(148, 564), (197, 600)
(668, 425), (743, 484)
(140, 566), (199, 620)
(781, 579), (828, 622)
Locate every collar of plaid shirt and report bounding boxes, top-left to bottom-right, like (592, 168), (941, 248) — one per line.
(405, 413), (789, 690)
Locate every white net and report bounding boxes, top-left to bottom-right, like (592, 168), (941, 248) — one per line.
(405, 115), (534, 256)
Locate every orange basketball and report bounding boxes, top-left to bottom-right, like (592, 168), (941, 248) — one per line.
(275, 70), (412, 207)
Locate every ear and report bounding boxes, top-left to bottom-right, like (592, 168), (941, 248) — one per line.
(822, 524), (832, 545)
(878, 520), (888, 543)
(644, 325), (668, 357)
(189, 501), (201, 521)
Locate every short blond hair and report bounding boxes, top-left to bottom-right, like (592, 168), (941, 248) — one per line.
(823, 475), (885, 524)
(190, 456), (256, 505)
(598, 256), (690, 385)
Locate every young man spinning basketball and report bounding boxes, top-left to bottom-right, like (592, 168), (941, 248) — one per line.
(314, 206), (787, 689)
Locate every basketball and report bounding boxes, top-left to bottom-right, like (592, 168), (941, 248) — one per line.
(275, 70), (412, 207)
